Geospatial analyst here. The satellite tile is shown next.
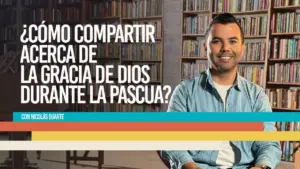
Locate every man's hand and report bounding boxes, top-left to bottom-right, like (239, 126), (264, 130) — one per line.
(182, 162), (203, 169)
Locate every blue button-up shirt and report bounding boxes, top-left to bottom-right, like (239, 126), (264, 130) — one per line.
(161, 69), (282, 169)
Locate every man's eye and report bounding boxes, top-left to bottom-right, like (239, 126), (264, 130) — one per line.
(212, 40), (220, 44)
(230, 41), (237, 44)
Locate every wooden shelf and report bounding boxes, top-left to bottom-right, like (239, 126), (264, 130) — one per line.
(273, 5), (300, 10)
(239, 60), (265, 64)
(244, 35), (267, 38)
(213, 9), (268, 15)
(90, 16), (120, 20)
(0, 5), (14, 8)
(272, 32), (300, 36)
(183, 10), (210, 14)
(94, 57), (120, 60)
(122, 81), (162, 84)
(268, 82), (300, 86)
(272, 107), (300, 111)
(269, 58), (300, 62)
(122, 16), (162, 20)
(23, 4), (48, 8)
(122, 60), (161, 62)
(54, 2), (81, 7)
(181, 57), (207, 60)
(182, 34), (205, 37)
(51, 21), (79, 24)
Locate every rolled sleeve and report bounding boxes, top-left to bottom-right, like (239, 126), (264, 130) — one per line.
(253, 89), (282, 169)
(162, 83), (193, 169)
(160, 150), (194, 169)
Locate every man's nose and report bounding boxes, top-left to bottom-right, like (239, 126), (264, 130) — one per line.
(221, 42), (230, 52)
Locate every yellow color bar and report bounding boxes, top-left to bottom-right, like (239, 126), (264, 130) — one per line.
(32, 131), (300, 141)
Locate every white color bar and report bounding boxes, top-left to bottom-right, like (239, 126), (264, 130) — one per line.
(0, 141), (224, 150)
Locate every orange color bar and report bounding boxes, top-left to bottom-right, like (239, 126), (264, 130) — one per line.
(0, 122), (263, 131)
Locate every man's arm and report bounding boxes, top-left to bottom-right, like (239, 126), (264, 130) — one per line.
(160, 83), (200, 169)
(251, 89), (282, 169)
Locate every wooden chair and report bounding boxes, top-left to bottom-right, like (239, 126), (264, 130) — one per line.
(66, 150), (104, 169)
(156, 151), (170, 169)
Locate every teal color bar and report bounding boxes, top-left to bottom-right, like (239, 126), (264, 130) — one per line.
(12, 112), (300, 122)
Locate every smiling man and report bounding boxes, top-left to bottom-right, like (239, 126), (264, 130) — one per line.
(161, 13), (281, 169)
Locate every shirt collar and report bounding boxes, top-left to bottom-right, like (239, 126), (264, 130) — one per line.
(202, 68), (242, 92)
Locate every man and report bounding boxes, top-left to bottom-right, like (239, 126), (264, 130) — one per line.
(161, 13), (281, 169)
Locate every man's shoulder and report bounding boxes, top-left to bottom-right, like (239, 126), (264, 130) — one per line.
(176, 72), (205, 90)
(238, 75), (265, 95)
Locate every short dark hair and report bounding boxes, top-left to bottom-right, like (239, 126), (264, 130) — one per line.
(204, 13), (244, 43)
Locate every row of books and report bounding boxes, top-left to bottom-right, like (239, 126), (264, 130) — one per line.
(122, 0), (163, 18)
(181, 61), (207, 80)
(272, 38), (300, 59)
(136, 20), (162, 38)
(69, 102), (161, 112)
(94, 43), (120, 59)
(280, 141), (298, 162)
(87, 103), (122, 112)
(0, 43), (17, 55)
(213, 0), (269, 13)
(181, 62), (265, 86)
(119, 63), (161, 82)
(87, 84), (163, 104)
(0, 0), (16, 6)
(23, 0), (46, 6)
(277, 122), (300, 161)
(90, 1), (120, 18)
(87, 82), (116, 97)
(22, 0), (81, 6)
(183, 0), (210, 11)
(277, 122), (300, 131)
(52, 7), (80, 23)
(272, 12), (300, 33)
(89, 62), (160, 82)
(90, 62), (119, 78)
(266, 88), (300, 109)
(242, 40), (266, 61)
(23, 0), (81, 6)
(182, 15), (268, 36)
(0, 9), (17, 25)
(182, 39), (206, 57)
(54, 0), (81, 5)
(0, 27), (17, 41)
(146, 63), (161, 82)
(238, 65), (264, 87)
(183, 15), (210, 34)
(237, 15), (268, 36)
(120, 104), (161, 112)
(274, 0), (300, 7)
(121, 43), (162, 61)
(21, 8), (48, 24)
(268, 63), (300, 84)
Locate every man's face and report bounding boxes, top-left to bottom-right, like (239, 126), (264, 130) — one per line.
(205, 23), (245, 72)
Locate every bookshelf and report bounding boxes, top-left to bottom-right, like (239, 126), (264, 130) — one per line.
(0, 0), (19, 57)
(181, 0), (269, 87)
(85, 0), (164, 112)
(181, 0), (300, 164)
(0, 0), (163, 113)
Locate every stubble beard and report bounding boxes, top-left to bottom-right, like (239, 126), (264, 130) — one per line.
(209, 53), (238, 73)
